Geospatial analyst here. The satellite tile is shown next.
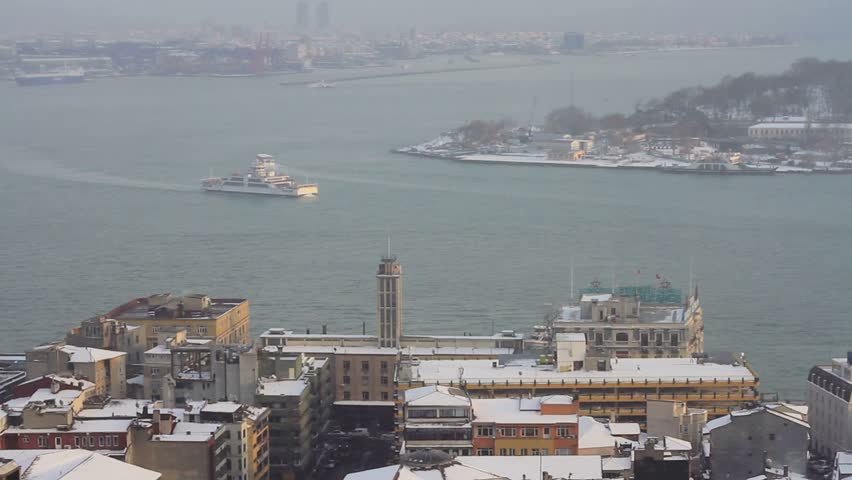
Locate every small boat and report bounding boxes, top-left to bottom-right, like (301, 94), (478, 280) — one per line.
(658, 159), (777, 175)
(201, 154), (318, 197)
(307, 80), (336, 89)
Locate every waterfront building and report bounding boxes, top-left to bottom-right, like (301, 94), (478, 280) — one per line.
(255, 354), (331, 479)
(103, 293), (251, 348)
(748, 121), (852, 140)
(471, 395), (580, 457)
(126, 410), (228, 480)
(402, 385), (473, 456)
(808, 352), (852, 458)
(703, 405), (810, 480)
(550, 283), (704, 364)
(66, 316), (146, 374)
(25, 343), (126, 399)
(0, 450), (161, 480)
(396, 354), (758, 425)
(646, 399), (707, 452)
(343, 451), (605, 480)
(562, 32), (585, 51)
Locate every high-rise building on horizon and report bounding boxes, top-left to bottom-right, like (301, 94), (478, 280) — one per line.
(316, 1), (330, 30)
(377, 252), (402, 348)
(297, 1), (310, 29)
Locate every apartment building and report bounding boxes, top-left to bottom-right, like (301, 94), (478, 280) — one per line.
(402, 385), (474, 456)
(196, 402), (271, 480)
(703, 406), (810, 480)
(255, 354), (331, 479)
(471, 395), (580, 456)
(808, 352), (852, 458)
(126, 410), (229, 480)
(647, 399), (708, 452)
(25, 343), (127, 398)
(104, 293), (251, 348)
(66, 316), (146, 373)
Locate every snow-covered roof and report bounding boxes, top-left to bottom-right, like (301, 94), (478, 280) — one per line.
(540, 395), (575, 405)
(472, 398), (577, 425)
(201, 402), (242, 414)
(0, 449), (161, 480)
(608, 423), (640, 436)
(581, 293), (613, 302)
(45, 375), (95, 390)
(579, 417), (632, 449)
(703, 406), (810, 434)
(77, 399), (151, 419)
(602, 456), (633, 471)
(8, 419), (132, 434)
(404, 385), (470, 407)
(346, 455), (605, 480)
(127, 374), (145, 386)
(405, 357), (755, 385)
(60, 345), (125, 363)
(256, 378), (308, 397)
(153, 421), (222, 443)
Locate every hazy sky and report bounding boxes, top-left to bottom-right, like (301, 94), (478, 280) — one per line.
(4, 0), (852, 38)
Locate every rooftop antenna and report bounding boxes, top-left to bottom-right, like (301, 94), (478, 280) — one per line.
(570, 256), (575, 300)
(688, 256), (694, 304)
(386, 234), (392, 258)
(610, 261), (616, 294)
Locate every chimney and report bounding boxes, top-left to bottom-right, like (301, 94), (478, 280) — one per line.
(322, 325), (328, 335)
(306, 328), (311, 335)
(783, 465), (789, 478)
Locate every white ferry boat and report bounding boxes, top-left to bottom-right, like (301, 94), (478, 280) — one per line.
(201, 154), (319, 197)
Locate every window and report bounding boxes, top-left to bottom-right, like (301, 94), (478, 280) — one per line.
(476, 448), (493, 456)
(381, 392), (389, 401)
(655, 333), (663, 346)
(439, 408), (466, 418)
(55, 437), (62, 448)
(595, 333), (603, 346)
(540, 449), (549, 456)
(381, 361), (388, 372)
(343, 375), (351, 385)
(520, 448), (529, 455)
(555, 448), (572, 456)
(151, 367), (160, 376)
(769, 433), (776, 441)
(197, 325), (208, 336)
(381, 376), (389, 386)
(99, 436), (105, 447)
(361, 361), (369, 372)
(343, 361), (351, 371)
(37, 436), (46, 447)
(542, 427), (551, 438)
(152, 326), (161, 334)
(557, 426), (572, 438)
(113, 435), (119, 446)
(522, 427), (538, 437)
(361, 391), (369, 401)
(22, 435), (29, 444)
(343, 391), (351, 400)
(408, 409), (438, 419)
(74, 437), (80, 447)
(498, 427), (516, 437)
(498, 448), (516, 456)
(615, 332), (629, 342)
(88, 436), (95, 447)
(476, 426), (494, 437)
(670, 333), (679, 346)
(640, 333), (649, 346)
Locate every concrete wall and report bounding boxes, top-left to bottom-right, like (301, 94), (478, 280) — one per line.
(708, 409), (809, 480)
(126, 427), (212, 480)
(808, 379), (852, 458)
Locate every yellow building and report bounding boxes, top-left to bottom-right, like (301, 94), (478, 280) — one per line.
(106, 293), (250, 348)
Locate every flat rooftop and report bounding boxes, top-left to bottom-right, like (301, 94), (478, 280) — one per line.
(471, 398), (578, 425)
(399, 357), (755, 385)
(109, 294), (245, 321)
(261, 344), (513, 357)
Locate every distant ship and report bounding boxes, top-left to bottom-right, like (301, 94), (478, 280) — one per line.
(659, 159), (777, 175)
(307, 80), (336, 89)
(15, 68), (86, 87)
(201, 154), (319, 197)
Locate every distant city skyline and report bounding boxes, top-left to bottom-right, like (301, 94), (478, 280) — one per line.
(2, 0), (852, 39)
